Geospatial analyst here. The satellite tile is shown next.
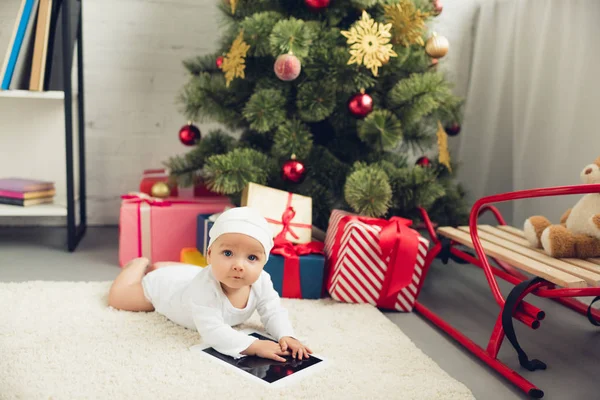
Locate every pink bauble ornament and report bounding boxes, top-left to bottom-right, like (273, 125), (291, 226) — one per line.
(216, 56), (224, 69)
(348, 92), (373, 118)
(304, 0), (330, 11)
(274, 53), (302, 81)
(433, 0), (443, 14)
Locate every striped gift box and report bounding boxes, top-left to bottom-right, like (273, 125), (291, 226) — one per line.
(324, 209), (429, 312)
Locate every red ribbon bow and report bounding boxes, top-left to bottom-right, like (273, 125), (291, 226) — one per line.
(265, 192), (312, 242)
(270, 239), (324, 299)
(328, 214), (419, 309)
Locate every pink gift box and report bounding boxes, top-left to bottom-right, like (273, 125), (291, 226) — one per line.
(118, 194), (232, 267)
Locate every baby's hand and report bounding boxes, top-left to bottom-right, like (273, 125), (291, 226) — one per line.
(279, 336), (312, 360)
(242, 340), (290, 362)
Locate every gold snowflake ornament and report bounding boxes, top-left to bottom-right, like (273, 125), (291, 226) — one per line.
(341, 10), (397, 77)
(230, 0), (238, 14)
(384, 0), (430, 47)
(222, 30), (250, 88)
(436, 120), (452, 172)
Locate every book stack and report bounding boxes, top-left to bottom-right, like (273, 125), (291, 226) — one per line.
(0, 0), (81, 92)
(0, 178), (55, 207)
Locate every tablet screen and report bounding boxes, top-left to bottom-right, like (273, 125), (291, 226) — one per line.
(201, 332), (323, 384)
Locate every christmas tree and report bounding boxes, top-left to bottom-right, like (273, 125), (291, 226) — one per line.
(165, 0), (469, 229)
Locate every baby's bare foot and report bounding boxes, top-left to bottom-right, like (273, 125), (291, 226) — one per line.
(124, 257), (151, 272)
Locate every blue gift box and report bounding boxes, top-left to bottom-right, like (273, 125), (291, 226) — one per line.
(197, 212), (325, 299)
(196, 213), (218, 255)
(264, 253), (325, 299)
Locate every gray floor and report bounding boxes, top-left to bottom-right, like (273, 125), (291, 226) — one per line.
(2, 227), (599, 400)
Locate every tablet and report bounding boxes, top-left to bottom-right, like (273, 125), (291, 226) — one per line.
(190, 329), (328, 388)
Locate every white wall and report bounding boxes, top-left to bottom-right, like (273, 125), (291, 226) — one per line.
(0, 0), (485, 225)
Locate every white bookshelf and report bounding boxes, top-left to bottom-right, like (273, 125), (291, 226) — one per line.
(0, 203), (67, 216)
(0, 0), (86, 250)
(0, 90), (64, 100)
(0, 94), (79, 218)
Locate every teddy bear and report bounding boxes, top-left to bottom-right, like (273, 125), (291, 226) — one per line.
(523, 156), (600, 258)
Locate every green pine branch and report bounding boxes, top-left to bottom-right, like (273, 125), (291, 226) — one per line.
(178, 72), (250, 130)
(242, 89), (287, 133)
(269, 17), (315, 59)
(204, 148), (276, 194)
(164, 129), (236, 187)
(344, 163), (392, 217)
(240, 11), (284, 57)
(272, 119), (313, 160)
(387, 71), (460, 127)
(388, 165), (446, 213)
(297, 82), (337, 122)
(357, 109), (403, 151)
(183, 54), (221, 76)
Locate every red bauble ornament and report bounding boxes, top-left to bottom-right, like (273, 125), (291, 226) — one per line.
(274, 53), (302, 81)
(348, 92), (373, 118)
(416, 156), (432, 167)
(445, 122), (461, 136)
(179, 123), (201, 146)
(429, 58), (439, 68)
(281, 156), (307, 183)
(433, 0), (443, 14)
(304, 0), (330, 11)
(216, 56), (224, 69)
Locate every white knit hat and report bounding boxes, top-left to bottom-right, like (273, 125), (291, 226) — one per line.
(208, 207), (274, 260)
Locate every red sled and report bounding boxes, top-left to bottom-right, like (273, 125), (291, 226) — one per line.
(415, 184), (600, 399)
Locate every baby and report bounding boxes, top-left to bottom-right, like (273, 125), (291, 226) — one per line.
(108, 206), (311, 362)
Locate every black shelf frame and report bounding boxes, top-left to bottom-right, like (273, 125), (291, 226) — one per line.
(62, 0), (86, 251)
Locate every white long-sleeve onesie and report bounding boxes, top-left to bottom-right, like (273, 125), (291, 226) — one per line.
(141, 265), (295, 358)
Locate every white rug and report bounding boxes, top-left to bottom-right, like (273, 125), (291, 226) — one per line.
(0, 281), (474, 399)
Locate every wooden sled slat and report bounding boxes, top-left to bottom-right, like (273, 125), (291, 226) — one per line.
(478, 225), (600, 276)
(497, 225), (600, 266)
(459, 226), (600, 287)
(437, 226), (587, 288)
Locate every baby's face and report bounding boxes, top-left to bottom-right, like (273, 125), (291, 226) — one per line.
(207, 233), (267, 290)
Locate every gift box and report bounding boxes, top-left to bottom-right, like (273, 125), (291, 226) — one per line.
(241, 183), (312, 244)
(266, 240), (325, 299)
(118, 193), (232, 267)
(324, 209), (430, 312)
(196, 212), (225, 255)
(140, 168), (225, 198)
(139, 169), (178, 197)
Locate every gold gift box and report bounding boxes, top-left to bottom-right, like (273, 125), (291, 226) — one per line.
(241, 182), (312, 244)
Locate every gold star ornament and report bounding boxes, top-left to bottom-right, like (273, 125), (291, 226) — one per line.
(384, 0), (431, 47)
(221, 30), (250, 88)
(436, 120), (452, 172)
(341, 10), (397, 77)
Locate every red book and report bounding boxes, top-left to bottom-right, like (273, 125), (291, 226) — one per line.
(0, 178), (54, 192)
(0, 188), (56, 199)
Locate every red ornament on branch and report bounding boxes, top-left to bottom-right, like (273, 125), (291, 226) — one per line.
(274, 53), (302, 81)
(305, 0), (330, 11)
(433, 0), (443, 15)
(348, 90), (373, 118)
(416, 156), (432, 167)
(178, 122), (201, 146)
(216, 56), (224, 69)
(445, 122), (461, 136)
(281, 155), (307, 183)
